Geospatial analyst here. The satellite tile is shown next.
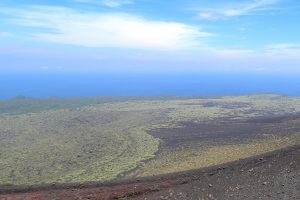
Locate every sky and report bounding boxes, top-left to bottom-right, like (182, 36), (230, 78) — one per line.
(0, 0), (300, 74)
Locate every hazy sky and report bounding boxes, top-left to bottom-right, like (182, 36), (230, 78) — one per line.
(0, 0), (300, 73)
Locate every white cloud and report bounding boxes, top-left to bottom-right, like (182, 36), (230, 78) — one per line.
(214, 49), (256, 58)
(266, 43), (300, 49)
(73, 0), (133, 7)
(3, 6), (210, 50)
(0, 32), (13, 38)
(198, 0), (281, 20)
(102, 0), (133, 7)
(265, 43), (300, 57)
(210, 44), (300, 59)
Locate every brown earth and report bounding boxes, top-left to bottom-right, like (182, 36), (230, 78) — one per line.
(0, 144), (299, 200)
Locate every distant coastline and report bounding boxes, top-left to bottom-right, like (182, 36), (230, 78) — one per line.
(1, 73), (300, 99)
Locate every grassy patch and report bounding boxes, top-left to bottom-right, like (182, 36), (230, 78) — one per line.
(0, 106), (161, 185)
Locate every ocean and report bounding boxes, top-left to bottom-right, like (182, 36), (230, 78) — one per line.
(0, 73), (299, 99)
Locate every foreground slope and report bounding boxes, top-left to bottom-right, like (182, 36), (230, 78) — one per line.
(1, 144), (299, 199)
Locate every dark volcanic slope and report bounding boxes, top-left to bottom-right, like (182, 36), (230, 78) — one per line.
(1, 145), (300, 200)
(134, 145), (300, 200)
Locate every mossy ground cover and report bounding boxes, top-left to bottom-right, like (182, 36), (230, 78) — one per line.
(1, 94), (300, 185)
(0, 107), (161, 185)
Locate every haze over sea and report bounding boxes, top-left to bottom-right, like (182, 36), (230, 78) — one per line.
(2, 1), (300, 99)
(1, 73), (299, 100)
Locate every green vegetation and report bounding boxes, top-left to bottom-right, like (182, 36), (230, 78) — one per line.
(118, 197), (128, 200)
(0, 96), (148, 115)
(1, 94), (300, 185)
(0, 106), (160, 185)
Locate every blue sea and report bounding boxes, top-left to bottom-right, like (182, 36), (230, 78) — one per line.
(0, 72), (300, 99)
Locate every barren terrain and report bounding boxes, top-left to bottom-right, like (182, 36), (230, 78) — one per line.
(0, 95), (300, 199)
(0, 144), (299, 199)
